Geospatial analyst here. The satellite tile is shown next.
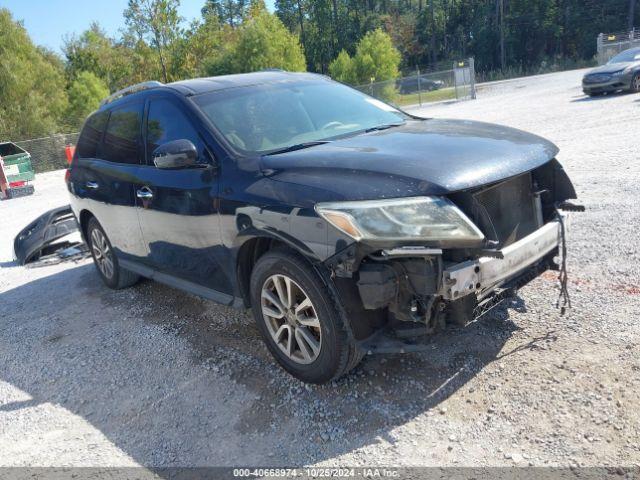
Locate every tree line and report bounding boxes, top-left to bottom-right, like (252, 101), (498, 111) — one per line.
(275, 0), (638, 74)
(1, 0), (638, 140)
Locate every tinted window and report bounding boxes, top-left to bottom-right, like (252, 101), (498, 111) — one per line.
(146, 98), (206, 165)
(100, 103), (143, 164)
(77, 111), (108, 159)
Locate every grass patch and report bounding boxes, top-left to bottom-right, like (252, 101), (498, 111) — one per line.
(394, 87), (458, 106)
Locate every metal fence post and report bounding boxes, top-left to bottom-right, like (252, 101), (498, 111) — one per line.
(469, 57), (477, 100)
(416, 66), (422, 107)
(453, 61), (459, 100)
(597, 33), (603, 64)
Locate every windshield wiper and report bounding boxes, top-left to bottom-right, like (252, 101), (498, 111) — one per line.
(263, 140), (332, 156)
(364, 123), (404, 133)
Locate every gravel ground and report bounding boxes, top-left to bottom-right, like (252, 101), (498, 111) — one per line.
(1, 68), (639, 469)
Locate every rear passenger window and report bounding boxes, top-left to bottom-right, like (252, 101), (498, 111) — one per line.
(76, 111), (108, 159)
(146, 99), (207, 165)
(100, 103), (143, 164)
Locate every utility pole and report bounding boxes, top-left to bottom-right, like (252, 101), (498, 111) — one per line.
(430, 0), (436, 67)
(500, 0), (505, 71)
(629, 0), (636, 31)
(331, 0), (339, 55)
(296, 0), (306, 55)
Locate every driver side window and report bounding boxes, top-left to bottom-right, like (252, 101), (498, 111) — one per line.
(145, 98), (207, 165)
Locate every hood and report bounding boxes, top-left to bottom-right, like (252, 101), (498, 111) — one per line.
(587, 62), (639, 75)
(261, 118), (559, 202)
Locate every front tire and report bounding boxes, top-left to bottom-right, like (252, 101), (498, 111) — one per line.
(249, 249), (363, 383)
(631, 74), (640, 93)
(87, 217), (139, 290)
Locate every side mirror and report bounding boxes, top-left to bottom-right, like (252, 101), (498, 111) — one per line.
(153, 139), (198, 169)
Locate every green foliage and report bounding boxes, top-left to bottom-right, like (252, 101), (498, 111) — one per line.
(223, 3), (307, 73)
(329, 29), (400, 85)
(123, 0), (183, 82)
(278, 0), (640, 78)
(353, 28), (400, 83)
(66, 72), (110, 129)
(173, 16), (228, 78)
(329, 50), (357, 84)
(63, 23), (134, 91)
(0, 9), (68, 139)
(202, 0), (250, 27)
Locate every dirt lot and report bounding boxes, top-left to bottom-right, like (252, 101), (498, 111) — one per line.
(1, 68), (639, 468)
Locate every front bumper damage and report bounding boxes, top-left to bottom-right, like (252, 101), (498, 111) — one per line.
(326, 214), (569, 355)
(441, 217), (563, 301)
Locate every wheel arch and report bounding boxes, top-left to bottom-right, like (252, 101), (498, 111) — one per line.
(235, 230), (319, 308)
(234, 231), (376, 343)
(78, 209), (96, 242)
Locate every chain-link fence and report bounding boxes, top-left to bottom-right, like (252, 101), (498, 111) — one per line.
(15, 133), (79, 173)
(597, 29), (640, 64)
(353, 58), (476, 108)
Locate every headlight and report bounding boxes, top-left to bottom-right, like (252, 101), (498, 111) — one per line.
(315, 196), (485, 243)
(612, 69), (627, 77)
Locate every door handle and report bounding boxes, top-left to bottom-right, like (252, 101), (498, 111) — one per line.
(136, 187), (154, 199)
(86, 181), (99, 189)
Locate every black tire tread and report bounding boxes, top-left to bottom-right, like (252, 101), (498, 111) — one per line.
(633, 73), (640, 93)
(250, 248), (363, 383)
(87, 217), (140, 290)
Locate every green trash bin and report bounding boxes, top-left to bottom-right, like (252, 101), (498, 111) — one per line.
(0, 142), (35, 198)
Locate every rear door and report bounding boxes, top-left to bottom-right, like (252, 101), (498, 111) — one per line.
(72, 102), (147, 260)
(135, 95), (228, 293)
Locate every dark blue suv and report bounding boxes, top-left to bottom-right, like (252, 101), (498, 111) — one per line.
(67, 71), (578, 383)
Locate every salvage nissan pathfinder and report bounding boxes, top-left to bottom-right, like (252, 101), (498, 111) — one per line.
(66, 71), (581, 383)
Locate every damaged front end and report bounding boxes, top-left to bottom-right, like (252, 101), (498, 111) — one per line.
(318, 159), (583, 354)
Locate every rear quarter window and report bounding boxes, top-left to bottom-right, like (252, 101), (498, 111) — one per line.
(76, 111), (108, 159)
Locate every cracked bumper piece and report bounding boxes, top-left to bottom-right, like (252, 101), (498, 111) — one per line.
(442, 218), (563, 300)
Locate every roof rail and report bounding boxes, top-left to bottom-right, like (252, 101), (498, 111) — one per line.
(100, 81), (164, 106)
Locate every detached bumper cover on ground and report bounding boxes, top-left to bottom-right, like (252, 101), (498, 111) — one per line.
(13, 205), (80, 265)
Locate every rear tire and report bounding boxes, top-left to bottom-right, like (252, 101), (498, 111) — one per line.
(249, 249), (363, 384)
(87, 217), (139, 290)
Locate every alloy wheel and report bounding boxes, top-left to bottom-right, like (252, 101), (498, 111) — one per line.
(91, 228), (114, 280)
(634, 75), (640, 92)
(260, 274), (322, 364)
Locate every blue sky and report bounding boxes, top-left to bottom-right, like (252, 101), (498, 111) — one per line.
(3, 0), (275, 54)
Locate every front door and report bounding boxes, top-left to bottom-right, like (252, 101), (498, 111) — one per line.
(135, 95), (229, 294)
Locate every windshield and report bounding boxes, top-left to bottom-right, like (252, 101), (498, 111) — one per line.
(192, 80), (407, 155)
(607, 49), (640, 64)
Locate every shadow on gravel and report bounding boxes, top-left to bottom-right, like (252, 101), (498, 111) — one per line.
(0, 263), (535, 467)
(571, 91), (636, 102)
